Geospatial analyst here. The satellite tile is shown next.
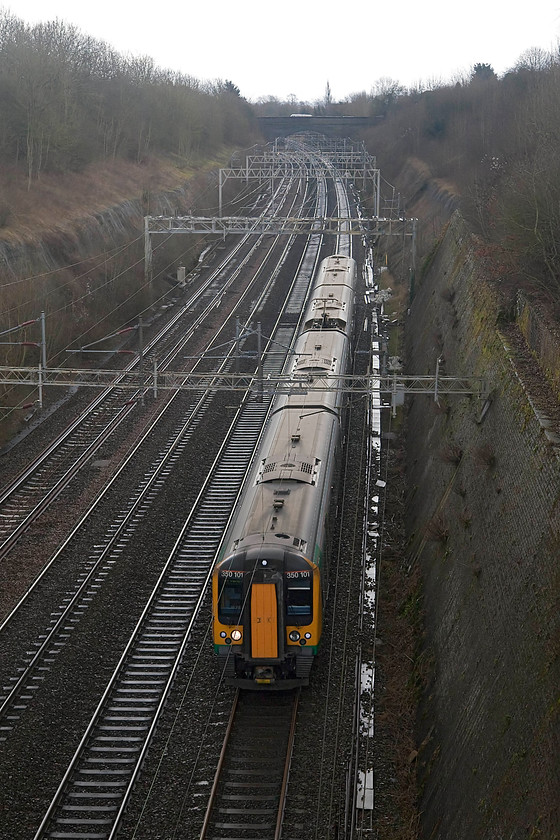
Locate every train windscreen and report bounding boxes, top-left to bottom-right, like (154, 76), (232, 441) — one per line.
(286, 577), (312, 620)
(218, 577), (243, 623)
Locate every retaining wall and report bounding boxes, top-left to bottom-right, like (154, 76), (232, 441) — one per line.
(404, 212), (559, 839)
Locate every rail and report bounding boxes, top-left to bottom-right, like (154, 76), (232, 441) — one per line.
(199, 690), (300, 840)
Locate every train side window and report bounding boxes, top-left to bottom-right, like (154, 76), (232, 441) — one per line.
(286, 579), (312, 618)
(218, 579), (243, 623)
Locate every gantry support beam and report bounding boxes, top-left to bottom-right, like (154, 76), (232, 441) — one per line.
(145, 215), (414, 237)
(241, 156), (379, 183)
(144, 214), (416, 282)
(0, 365), (486, 399)
(219, 142), (381, 215)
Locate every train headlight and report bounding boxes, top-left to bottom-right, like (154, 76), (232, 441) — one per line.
(304, 632), (312, 640)
(289, 630), (300, 642)
(231, 629), (242, 641)
(219, 631), (227, 638)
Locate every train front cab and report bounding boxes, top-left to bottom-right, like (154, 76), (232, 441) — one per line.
(213, 545), (321, 688)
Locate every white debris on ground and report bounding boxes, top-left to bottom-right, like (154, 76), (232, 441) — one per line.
(356, 247), (385, 815)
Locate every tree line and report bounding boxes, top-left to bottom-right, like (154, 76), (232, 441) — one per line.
(254, 52), (560, 308)
(347, 52), (560, 307)
(3, 6), (559, 307)
(0, 10), (256, 188)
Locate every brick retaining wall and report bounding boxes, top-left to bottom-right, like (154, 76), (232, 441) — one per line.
(404, 212), (559, 839)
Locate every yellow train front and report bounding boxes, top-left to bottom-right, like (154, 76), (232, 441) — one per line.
(213, 543), (321, 687)
(212, 254), (356, 688)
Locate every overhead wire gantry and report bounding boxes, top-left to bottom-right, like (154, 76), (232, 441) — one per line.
(2, 136), (483, 415)
(144, 136), (417, 283)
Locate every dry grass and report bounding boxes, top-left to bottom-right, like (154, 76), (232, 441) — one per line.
(425, 513), (450, 543)
(379, 265), (409, 314)
(377, 266), (409, 358)
(0, 156), (198, 244)
(0, 153), (211, 443)
(439, 442), (463, 465)
(473, 442), (497, 470)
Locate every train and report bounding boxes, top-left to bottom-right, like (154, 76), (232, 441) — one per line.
(212, 254), (357, 688)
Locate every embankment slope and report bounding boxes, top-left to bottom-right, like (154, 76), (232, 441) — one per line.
(405, 211), (559, 838)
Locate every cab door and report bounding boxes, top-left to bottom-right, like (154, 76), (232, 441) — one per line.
(251, 583), (278, 658)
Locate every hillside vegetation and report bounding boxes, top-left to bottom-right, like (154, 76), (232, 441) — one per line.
(0, 10), (255, 187)
(257, 53), (560, 312)
(355, 56), (560, 312)
(0, 10), (261, 431)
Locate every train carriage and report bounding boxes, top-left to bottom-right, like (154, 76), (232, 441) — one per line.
(212, 254), (357, 687)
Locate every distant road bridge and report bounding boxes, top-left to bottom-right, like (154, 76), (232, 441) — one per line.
(257, 115), (377, 140)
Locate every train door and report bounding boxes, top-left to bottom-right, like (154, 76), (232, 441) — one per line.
(250, 583), (278, 658)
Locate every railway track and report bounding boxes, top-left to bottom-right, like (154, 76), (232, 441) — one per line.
(33, 398), (273, 839)
(200, 689), (299, 840)
(0, 145), (376, 840)
(0, 175), (308, 565)
(31, 233), (324, 839)
(0, 177), (327, 738)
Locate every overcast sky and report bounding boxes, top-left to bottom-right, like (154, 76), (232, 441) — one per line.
(7, 0), (560, 102)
